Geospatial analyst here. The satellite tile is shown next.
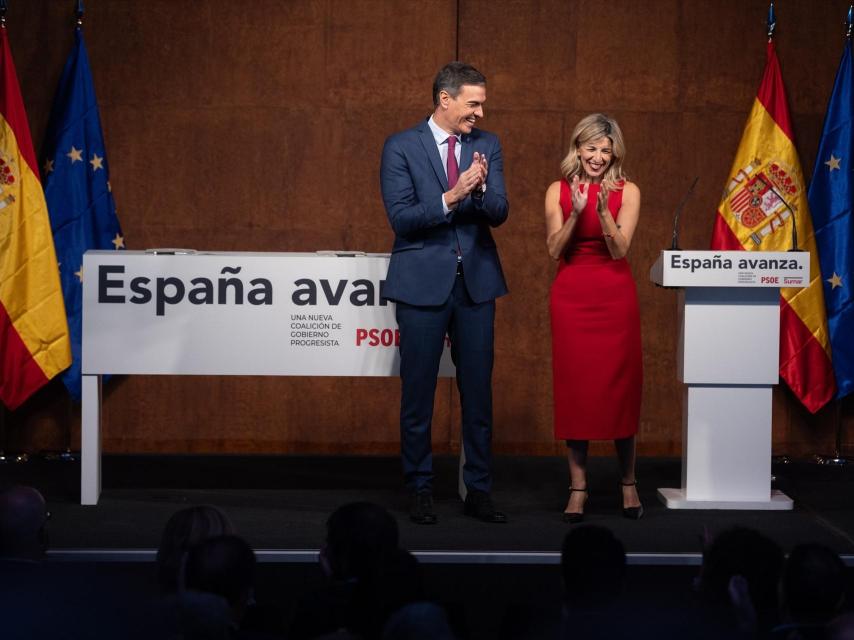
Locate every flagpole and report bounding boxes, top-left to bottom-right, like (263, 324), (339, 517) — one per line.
(61, 0), (84, 464)
(0, 1), (31, 467)
(764, 1), (791, 469)
(45, 0), (87, 465)
(44, 395), (78, 462)
(814, 398), (852, 465)
(767, 2), (776, 42)
(56, 0), (85, 462)
(0, 405), (8, 464)
(61, 0), (85, 463)
(813, 6), (854, 467)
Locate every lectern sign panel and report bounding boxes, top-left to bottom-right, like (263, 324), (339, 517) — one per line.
(650, 250), (810, 288)
(82, 251), (453, 376)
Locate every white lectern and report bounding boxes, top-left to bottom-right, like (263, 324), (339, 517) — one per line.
(650, 250), (810, 510)
(80, 251), (455, 505)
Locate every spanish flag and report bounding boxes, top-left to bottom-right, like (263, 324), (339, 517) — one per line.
(712, 41), (836, 413)
(0, 27), (71, 410)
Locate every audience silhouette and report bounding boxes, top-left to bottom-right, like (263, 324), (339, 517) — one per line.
(559, 524), (633, 639)
(773, 543), (849, 640)
(0, 485), (49, 561)
(156, 504), (235, 593)
(697, 526), (786, 638)
(291, 501), (426, 640)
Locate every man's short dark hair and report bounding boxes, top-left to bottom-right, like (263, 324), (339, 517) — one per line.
(432, 62), (486, 107)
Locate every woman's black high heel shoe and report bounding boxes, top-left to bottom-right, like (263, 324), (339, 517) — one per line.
(621, 481), (644, 520)
(563, 487), (588, 523)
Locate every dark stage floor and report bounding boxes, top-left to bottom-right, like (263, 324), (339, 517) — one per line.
(2, 453), (853, 562)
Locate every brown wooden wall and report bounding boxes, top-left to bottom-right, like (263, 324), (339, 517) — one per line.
(5, 0), (853, 458)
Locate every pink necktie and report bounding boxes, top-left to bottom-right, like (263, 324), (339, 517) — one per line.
(446, 136), (459, 188)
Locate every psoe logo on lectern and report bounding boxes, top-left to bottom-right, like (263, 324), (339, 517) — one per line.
(355, 328), (450, 349)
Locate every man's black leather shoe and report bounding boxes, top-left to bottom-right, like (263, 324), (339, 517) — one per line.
(463, 490), (507, 523)
(410, 492), (438, 525)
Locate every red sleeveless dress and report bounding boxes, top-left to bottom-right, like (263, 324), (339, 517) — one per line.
(550, 180), (642, 440)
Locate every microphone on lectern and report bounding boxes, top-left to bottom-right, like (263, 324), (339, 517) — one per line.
(669, 177), (699, 250)
(765, 183), (802, 252)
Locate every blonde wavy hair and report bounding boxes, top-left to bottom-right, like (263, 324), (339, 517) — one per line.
(560, 113), (628, 193)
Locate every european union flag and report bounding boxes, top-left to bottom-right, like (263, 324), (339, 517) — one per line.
(42, 27), (124, 402)
(809, 38), (854, 400)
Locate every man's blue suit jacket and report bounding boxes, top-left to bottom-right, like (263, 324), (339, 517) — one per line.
(380, 119), (509, 306)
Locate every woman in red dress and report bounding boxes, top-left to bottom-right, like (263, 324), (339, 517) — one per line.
(545, 113), (643, 523)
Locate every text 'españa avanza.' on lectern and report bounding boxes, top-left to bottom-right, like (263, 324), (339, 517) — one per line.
(650, 250), (810, 510)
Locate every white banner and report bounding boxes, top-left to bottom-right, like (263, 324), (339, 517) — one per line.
(82, 251), (454, 376)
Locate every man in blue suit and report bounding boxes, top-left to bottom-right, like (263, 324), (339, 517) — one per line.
(380, 62), (509, 524)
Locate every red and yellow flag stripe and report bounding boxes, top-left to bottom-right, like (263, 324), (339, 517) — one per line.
(0, 27), (71, 410)
(712, 42), (835, 413)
